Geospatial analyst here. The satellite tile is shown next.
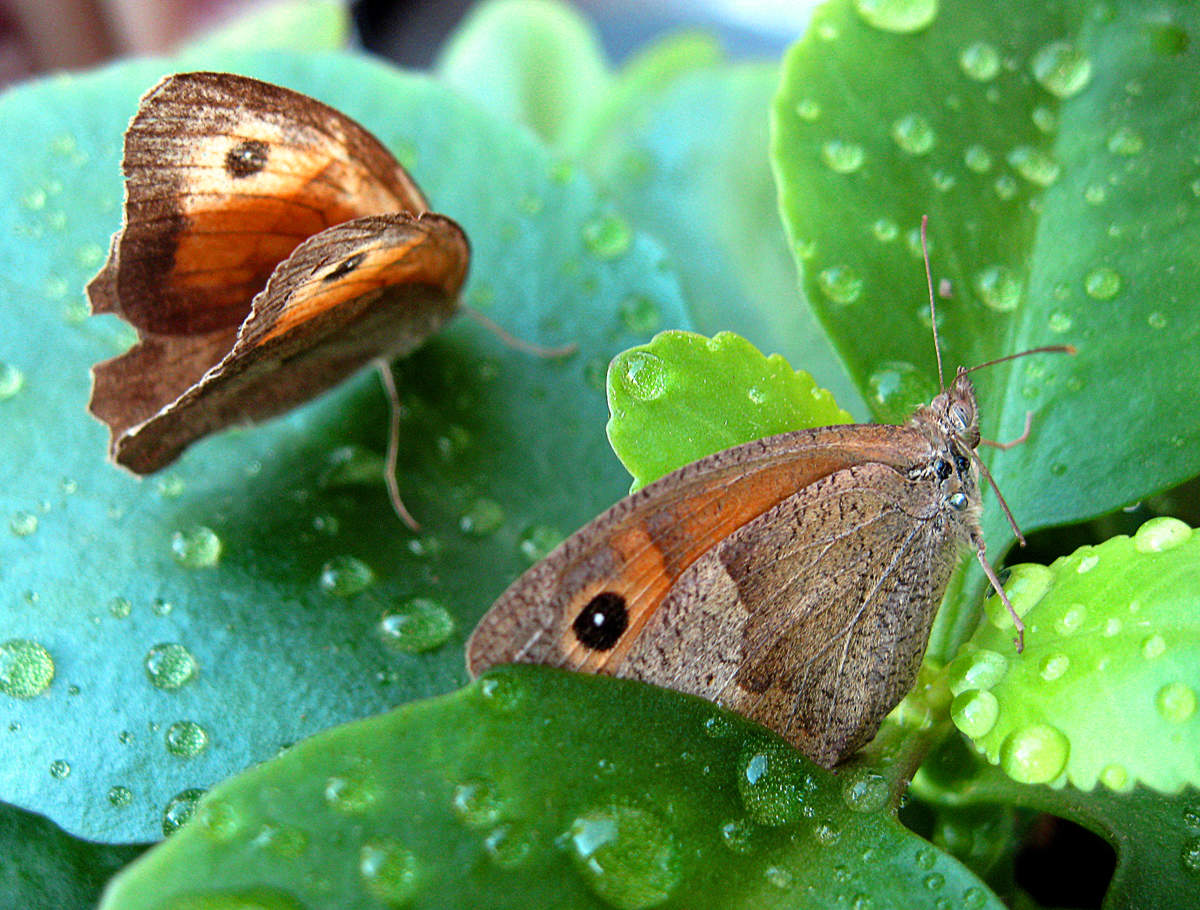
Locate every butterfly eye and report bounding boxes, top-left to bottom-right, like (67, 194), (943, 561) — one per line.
(947, 492), (969, 511)
(572, 592), (628, 651)
(954, 453), (970, 474)
(950, 402), (972, 432)
(934, 458), (952, 480)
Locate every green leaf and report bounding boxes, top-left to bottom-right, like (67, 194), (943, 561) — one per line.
(0, 800), (146, 908)
(178, 0), (351, 56)
(434, 0), (610, 145)
(772, 0), (1200, 534)
(0, 51), (689, 842)
(100, 667), (1004, 910)
(945, 517), (1200, 793)
(606, 331), (852, 490)
(914, 735), (1200, 908)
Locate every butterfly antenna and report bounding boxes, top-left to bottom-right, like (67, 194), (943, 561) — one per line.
(920, 215), (945, 391)
(374, 360), (421, 531)
(964, 344), (1077, 375)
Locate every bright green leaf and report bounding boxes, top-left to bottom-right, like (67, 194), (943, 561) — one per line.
(100, 667), (1004, 910)
(606, 331), (852, 490)
(947, 517), (1200, 793)
(179, 0), (351, 56)
(0, 50), (689, 842)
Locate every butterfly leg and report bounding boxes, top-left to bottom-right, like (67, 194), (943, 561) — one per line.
(462, 306), (577, 358)
(972, 533), (1025, 652)
(374, 360), (421, 531)
(981, 411), (1034, 451)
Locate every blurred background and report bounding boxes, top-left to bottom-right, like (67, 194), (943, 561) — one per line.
(0, 0), (815, 87)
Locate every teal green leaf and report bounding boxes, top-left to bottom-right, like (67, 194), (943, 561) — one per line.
(606, 331), (852, 490)
(772, 0), (1200, 659)
(434, 0), (610, 145)
(100, 667), (1004, 910)
(945, 517), (1200, 793)
(914, 735), (1200, 908)
(0, 51), (689, 842)
(178, 0), (351, 56)
(0, 801), (146, 908)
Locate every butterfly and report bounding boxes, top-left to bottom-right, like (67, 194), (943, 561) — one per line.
(87, 71), (470, 525)
(468, 219), (1071, 768)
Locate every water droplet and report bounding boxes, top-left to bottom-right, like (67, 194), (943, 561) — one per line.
(1054, 603), (1087, 636)
(765, 865), (794, 889)
(867, 362), (937, 423)
(1000, 724), (1069, 784)
(477, 672), (523, 712)
(49, 759), (71, 779)
(959, 41), (1001, 80)
(451, 779), (504, 829)
(1007, 145), (1060, 186)
(1134, 516), (1191, 552)
(517, 524), (563, 563)
(196, 798), (242, 842)
(1047, 310), (1073, 334)
(1100, 764), (1131, 792)
(1142, 634), (1167, 659)
(165, 720), (209, 758)
(853, 0), (938, 34)
(1107, 126), (1144, 156)
(817, 265), (864, 304)
(719, 817), (755, 854)
(813, 820), (841, 846)
(162, 788), (205, 835)
(10, 510), (38, 537)
(821, 140), (866, 174)
(318, 555), (375, 596)
(951, 688), (1001, 739)
(359, 839), (420, 905)
(1032, 105), (1058, 133)
(931, 170), (956, 192)
(0, 638), (54, 697)
(1156, 682), (1196, 723)
(170, 525), (222, 568)
(583, 213), (632, 260)
(891, 113), (936, 155)
(1082, 266), (1122, 303)
(0, 362), (24, 399)
(993, 174), (1017, 200)
(1084, 183), (1107, 205)
(924, 872), (945, 890)
(569, 804), (680, 909)
(151, 598), (174, 617)
(703, 714), (735, 739)
(947, 648), (1009, 695)
(484, 823), (534, 868)
(795, 98), (821, 121)
(1181, 838), (1200, 874)
(456, 498), (505, 538)
(614, 350), (668, 402)
(841, 771), (889, 813)
(964, 144), (993, 173)
(1031, 41), (1093, 98)
(1076, 552), (1099, 573)
(253, 823), (308, 857)
(973, 264), (1023, 312)
(984, 563), (1051, 630)
(619, 295), (661, 334)
(871, 218), (899, 242)
(964, 886), (987, 909)
(1039, 653), (1070, 682)
(380, 598), (454, 654)
(144, 642), (198, 690)
(108, 596), (132, 619)
(108, 785), (133, 808)
(1148, 311), (1167, 330)
(325, 774), (378, 814)
(737, 742), (815, 826)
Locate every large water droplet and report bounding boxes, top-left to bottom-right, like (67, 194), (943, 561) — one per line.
(144, 642), (198, 690)
(196, 798), (243, 843)
(737, 742), (816, 826)
(0, 362), (24, 400)
(947, 648), (1009, 695)
(360, 839), (420, 905)
(891, 113), (936, 155)
(821, 140), (866, 174)
(1083, 266), (1121, 300)
(1157, 682), (1197, 723)
(959, 41), (1001, 81)
(1000, 724), (1069, 784)
(867, 362), (937, 422)
(1107, 126), (1145, 156)
(841, 771), (889, 813)
(459, 498), (505, 537)
(1142, 634), (1167, 659)
(325, 774), (378, 814)
(165, 720), (209, 758)
(1039, 653), (1070, 682)
(569, 804), (680, 909)
(170, 526), (222, 568)
(0, 638), (54, 697)
(452, 779), (504, 829)
(853, 0), (938, 34)
(162, 787), (205, 835)
(10, 510), (38, 537)
(319, 555), (375, 596)
(817, 265), (863, 304)
(973, 264), (1023, 312)
(1133, 516), (1191, 553)
(1007, 146), (1060, 186)
(964, 144), (993, 173)
(1100, 764), (1131, 792)
(1032, 105), (1058, 134)
(951, 689), (1000, 738)
(614, 350), (668, 402)
(380, 598), (454, 653)
(583, 213), (632, 260)
(1031, 41), (1093, 98)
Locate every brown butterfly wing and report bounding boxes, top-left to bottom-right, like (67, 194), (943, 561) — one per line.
(91, 212), (468, 473)
(467, 424), (925, 678)
(626, 461), (963, 767)
(88, 71), (427, 336)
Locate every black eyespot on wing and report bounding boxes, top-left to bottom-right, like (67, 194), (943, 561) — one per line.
(934, 458), (952, 480)
(225, 140), (268, 178)
(572, 592), (628, 650)
(323, 252), (367, 283)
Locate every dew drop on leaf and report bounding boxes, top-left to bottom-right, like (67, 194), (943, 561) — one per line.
(959, 41), (1001, 81)
(162, 788), (205, 836)
(0, 362), (24, 399)
(170, 525), (222, 568)
(1156, 682), (1196, 723)
(1031, 41), (1093, 98)
(891, 113), (936, 155)
(452, 779), (504, 829)
(999, 724), (1069, 784)
(866, 361), (936, 423)
(144, 642), (198, 690)
(49, 759), (70, 779)
(951, 689), (999, 738)
(9, 510), (38, 537)
(737, 742), (816, 826)
(165, 720), (209, 758)
(1084, 266), (1122, 300)
(380, 599), (454, 654)
(107, 785), (132, 808)
(570, 804), (680, 908)
(817, 265), (864, 304)
(0, 638), (54, 697)
(318, 555), (375, 596)
(821, 139), (866, 174)
(1133, 516), (1191, 552)
(613, 350), (668, 402)
(582, 213), (632, 260)
(360, 840), (420, 905)
(973, 264), (1023, 312)
(853, 0), (938, 34)
(459, 498), (506, 537)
